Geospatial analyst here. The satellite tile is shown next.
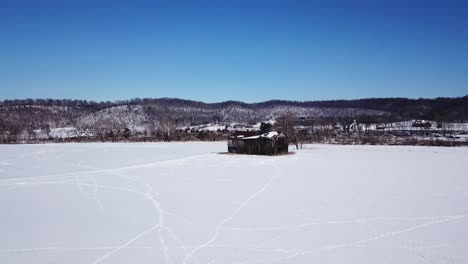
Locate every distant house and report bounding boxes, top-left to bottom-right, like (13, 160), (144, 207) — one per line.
(228, 131), (289, 156)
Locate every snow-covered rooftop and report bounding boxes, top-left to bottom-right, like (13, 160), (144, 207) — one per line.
(243, 131), (280, 139)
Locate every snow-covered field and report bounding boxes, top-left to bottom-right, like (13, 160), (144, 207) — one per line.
(1, 142), (467, 264)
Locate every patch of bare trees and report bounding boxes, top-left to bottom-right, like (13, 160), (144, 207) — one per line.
(276, 112), (299, 149)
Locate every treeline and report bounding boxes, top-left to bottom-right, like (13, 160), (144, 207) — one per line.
(0, 98), (212, 110)
(255, 96), (468, 121)
(1, 95), (467, 121)
(0, 126), (229, 144)
(0, 97), (386, 137)
(1, 96), (467, 144)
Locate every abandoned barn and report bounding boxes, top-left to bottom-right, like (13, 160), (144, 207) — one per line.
(228, 131), (289, 155)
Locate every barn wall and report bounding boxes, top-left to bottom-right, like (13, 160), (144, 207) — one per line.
(228, 137), (289, 155)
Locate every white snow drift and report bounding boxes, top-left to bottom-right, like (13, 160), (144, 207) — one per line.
(0, 142), (467, 264)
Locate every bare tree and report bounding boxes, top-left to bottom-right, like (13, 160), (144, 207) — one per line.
(7, 125), (21, 143)
(27, 129), (36, 142)
(42, 124), (51, 140)
(276, 112), (299, 149)
(158, 117), (177, 141)
(123, 127), (131, 139)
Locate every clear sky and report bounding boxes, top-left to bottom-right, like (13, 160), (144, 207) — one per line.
(1, 0), (467, 102)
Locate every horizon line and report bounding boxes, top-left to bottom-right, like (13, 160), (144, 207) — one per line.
(1, 95), (467, 105)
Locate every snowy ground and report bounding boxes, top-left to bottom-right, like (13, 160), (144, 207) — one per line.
(1, 142), (467, 264)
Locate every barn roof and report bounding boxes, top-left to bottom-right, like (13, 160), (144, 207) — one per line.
(243, 131), (282, 140)
(229, 131), (257, 139)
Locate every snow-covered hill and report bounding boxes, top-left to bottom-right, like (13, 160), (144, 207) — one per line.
(2, 97), (467, 143)
(0, 99), (388, 138)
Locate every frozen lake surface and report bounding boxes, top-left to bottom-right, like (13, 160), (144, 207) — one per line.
(1, 142), (467, 264)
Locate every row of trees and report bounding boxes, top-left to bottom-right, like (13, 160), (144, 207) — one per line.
(273, 111), (468, 148)
(2, 95), (467, 121)
(2, 111), (467, 146)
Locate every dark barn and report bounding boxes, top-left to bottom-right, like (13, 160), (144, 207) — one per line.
(228, 131), (289, 155)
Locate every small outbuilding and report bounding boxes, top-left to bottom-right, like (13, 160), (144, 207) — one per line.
(228, 131), (289, 155)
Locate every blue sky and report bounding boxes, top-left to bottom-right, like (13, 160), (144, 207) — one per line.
(1, 0), (467, 102)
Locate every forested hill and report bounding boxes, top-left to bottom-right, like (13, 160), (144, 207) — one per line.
(1, 96), (467, 132)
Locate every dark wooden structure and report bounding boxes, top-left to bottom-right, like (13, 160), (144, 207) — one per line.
(228, 131), (289, 155)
